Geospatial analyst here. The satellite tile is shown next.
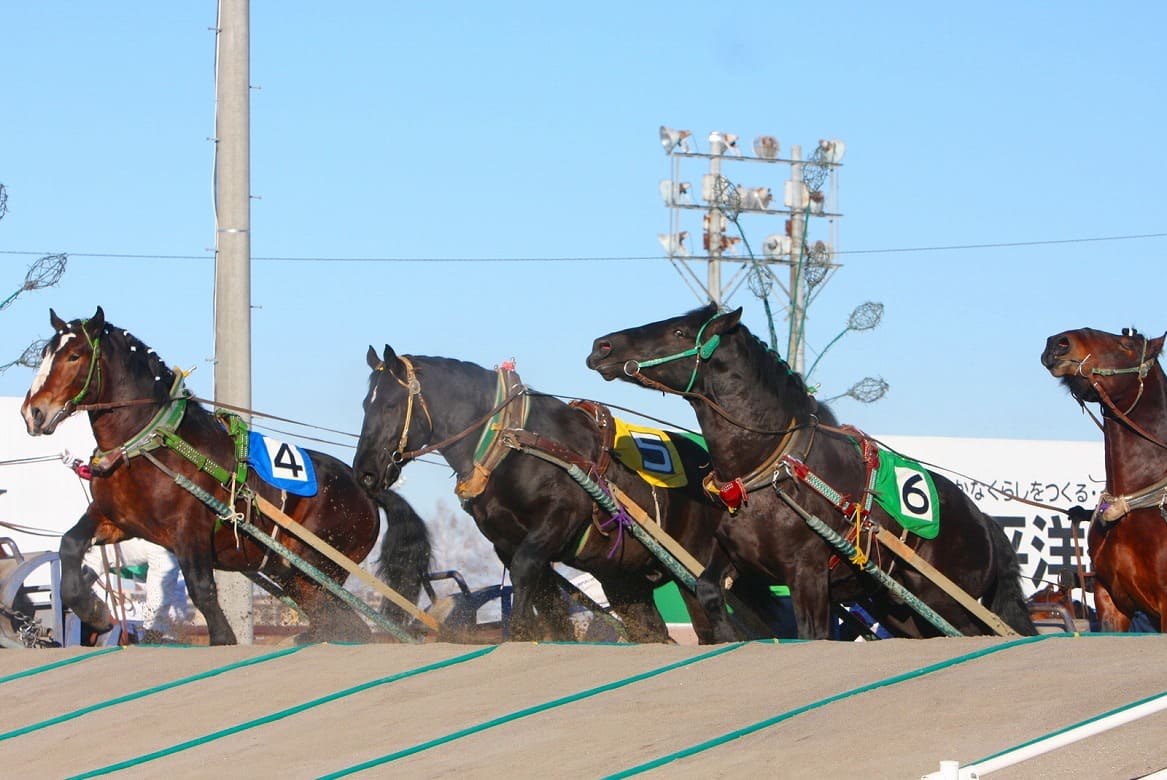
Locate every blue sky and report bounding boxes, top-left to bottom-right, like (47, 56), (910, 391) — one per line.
(2, 2), (1165, 521)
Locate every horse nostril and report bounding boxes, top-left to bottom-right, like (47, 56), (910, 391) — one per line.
(1055, 338), (1070, 356)
(597, 340), (612, 356)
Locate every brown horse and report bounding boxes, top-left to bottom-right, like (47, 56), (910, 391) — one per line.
(21, 307), (431, 645)
(1042, 326), (1167, 631)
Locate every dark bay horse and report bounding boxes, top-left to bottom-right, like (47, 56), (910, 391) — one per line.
(587, 304), (1036, 640)
(1042, 326), (1167, 631)
(21, 308), (431, 645)
(352, 346), (787, 643)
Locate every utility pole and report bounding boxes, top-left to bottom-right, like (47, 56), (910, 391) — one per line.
(786, 144), (807, 371)
(213, 0), (254, 644)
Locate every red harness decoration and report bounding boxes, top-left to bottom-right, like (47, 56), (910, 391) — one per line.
(703, 473), (747, 513)
(780, 431), (882, 571)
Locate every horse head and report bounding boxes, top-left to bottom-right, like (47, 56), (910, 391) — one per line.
(22, 306), (108, 435)
(1042, 327), (1166, 407)
(354, 344), (432, 494)
(586, 304), (742, 394)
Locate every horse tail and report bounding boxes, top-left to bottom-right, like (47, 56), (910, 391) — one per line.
(987, 519), (1038, 636)
(372, 489), (433, 628)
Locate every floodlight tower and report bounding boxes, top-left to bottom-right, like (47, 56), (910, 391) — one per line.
(657, 127), (846, 373)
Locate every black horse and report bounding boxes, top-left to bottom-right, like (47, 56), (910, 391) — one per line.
(587, 304), (1036, 640)
(21, 308), (431, 645)
(353, 346), (788, 643)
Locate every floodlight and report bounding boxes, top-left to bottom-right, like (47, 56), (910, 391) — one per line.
(658, 232), (690, 257)
(708, 131), (741, 157)
(658, 180), (693, 206)
(762, 233), (791, 259)
(660, 126), (692, 153)
(740, 186), (773, 211)
(818, 138), (846, 164)
(753, 135), (779, 159)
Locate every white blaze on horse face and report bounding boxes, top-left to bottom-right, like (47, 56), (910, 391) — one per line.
(27, 332), (74, 398)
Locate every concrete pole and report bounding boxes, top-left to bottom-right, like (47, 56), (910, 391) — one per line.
(787, 144), (806, 373)
(706, 133), (725, 307)
(213, 0), (254, 644)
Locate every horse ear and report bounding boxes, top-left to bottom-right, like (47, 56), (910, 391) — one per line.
(49, 308), (66, 332)
(366, 345), (383, 371)
(381, 344), (399, 365)
(86, 306), (106, 337)
(711, 307), (744, 333)
(1152, 333), (1166, 360)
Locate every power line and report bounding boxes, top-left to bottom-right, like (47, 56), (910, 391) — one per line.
(1, 231), (1164, 264)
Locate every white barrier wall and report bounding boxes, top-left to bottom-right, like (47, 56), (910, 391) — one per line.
(0, 396), (96, 581)
(878, 434), (1103, 596)
(0, 395), (1106, 597)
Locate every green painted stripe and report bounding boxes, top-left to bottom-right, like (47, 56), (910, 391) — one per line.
(320, 641), (748, 778)
(0, 644), (310, 743)
(969, 688), (1167, 768)
(606, 633), (1055, 777)
(69, 644), (498, 779)
(0, 646), (123, 685)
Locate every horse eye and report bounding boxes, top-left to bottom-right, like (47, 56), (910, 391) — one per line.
(673, 328), (685, 338)
(66, 353), (82, 362)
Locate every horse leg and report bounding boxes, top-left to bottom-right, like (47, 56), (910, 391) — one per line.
(599, 573), (670, 643)
(58, 511), (116, 635)
(176, 555), (237, 646)
(285, 567), (374, 644)
(789, 574), (833, 640)
(531, 568), (575, 641)
(1091, 582), (1131, 632)
(693, 553), (740, 643)
(506, 542), (560, 641)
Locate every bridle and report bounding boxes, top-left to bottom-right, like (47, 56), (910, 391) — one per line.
(620, 311), (723, 393)
(44, 319), (104, 432)
(374, 355), (433, 480)
(618, 312), (819, 437)
(1075, 333), (1156, 415)
(1072, 334), (1167, 447)
(371, 356), (527, 487)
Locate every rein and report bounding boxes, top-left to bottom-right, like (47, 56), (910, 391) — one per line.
(1083, 381), (1167, 451)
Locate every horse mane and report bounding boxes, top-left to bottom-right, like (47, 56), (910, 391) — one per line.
(97, 321), (180, 404)
(698, 304), (836, 425)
